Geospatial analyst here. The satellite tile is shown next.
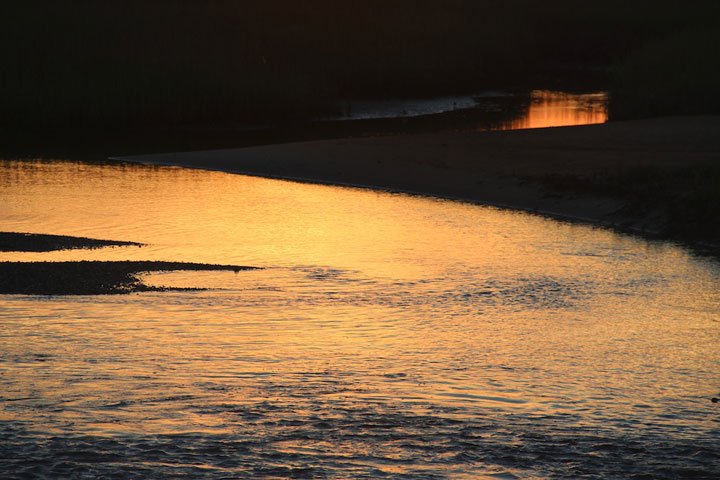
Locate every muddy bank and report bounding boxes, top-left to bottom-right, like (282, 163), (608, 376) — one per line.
(0, 261), (257, 295)
(0, 232), (257, 295)
(0, 232), (143, 252)
(117, 116), (720, 249)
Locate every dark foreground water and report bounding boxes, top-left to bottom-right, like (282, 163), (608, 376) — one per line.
(1, 160), (718, 479)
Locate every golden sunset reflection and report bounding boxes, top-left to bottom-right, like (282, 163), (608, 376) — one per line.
(1, 160), (719, 477)
(493, 91), (608, 130)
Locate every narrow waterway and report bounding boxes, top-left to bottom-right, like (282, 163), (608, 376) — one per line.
(326, 90), (608, 131)
(1, 160), (718, 478)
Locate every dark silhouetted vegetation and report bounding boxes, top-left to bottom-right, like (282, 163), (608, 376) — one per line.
(2, 1), (718, 130)
(610, 163), (720, 241)
(610, 28), (720, 119)
(535, 162), (720, 242)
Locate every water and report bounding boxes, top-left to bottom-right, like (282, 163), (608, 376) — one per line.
(326, 94), (494, 120)
(1, 160), (719, 479)
(324, 90), (608, 131)
(489, 91), (608, 130)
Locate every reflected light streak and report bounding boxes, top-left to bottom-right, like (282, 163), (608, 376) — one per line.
(0, 156), (719, 479)
(493, 90), (608, 130)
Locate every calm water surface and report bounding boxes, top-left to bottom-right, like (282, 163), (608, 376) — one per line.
(328, 90), (608, 130)
(489, 91), (607, 130)
(1, 160), (718, 479)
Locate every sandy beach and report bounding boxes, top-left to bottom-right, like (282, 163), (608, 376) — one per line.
(117, 116), (720, 246)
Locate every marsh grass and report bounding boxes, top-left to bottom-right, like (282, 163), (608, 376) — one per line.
(616, 164), (720, 240)
(537, 163), (720, 241)
(1, 1), (717, 129)
(610, 28), (720, 119)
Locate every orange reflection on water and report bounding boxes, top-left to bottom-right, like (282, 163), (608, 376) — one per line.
(494, 90), (608, 130)
(1, 160), (720, 478)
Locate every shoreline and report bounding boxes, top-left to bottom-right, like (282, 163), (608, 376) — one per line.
(0, 233), (258, 295)
(0, 232), (143, 252)
(115, 116), (720, 254)
(0, 261), (257, 295)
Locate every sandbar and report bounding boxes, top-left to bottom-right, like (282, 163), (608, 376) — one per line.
(0, 232), (143, 252)
(116, 116), (720, 247)
(0, 232), (257, 295)
(0, 261), (257, 295)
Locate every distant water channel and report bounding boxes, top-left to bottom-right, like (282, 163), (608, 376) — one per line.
(327, 90), (608, 130)
(1, 160), (719, 479)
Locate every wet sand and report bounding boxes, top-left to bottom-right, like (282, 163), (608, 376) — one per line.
(0, 232), (257, 295)
(0, 232), (143, 252)
(0, 260), (257, 295)
(116, 116), (720, 246)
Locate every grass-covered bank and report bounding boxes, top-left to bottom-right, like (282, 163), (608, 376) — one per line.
(118, 116), (720, 251)
(536, 162), (720, 244)
(0, 93), (533, 160)
(2, 1), (717, 129)
(610, 28), (720, 120)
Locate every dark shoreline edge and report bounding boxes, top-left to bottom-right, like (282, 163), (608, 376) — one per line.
(0, 232), (143, 252)
(115, 116), (720, 259)
(122, 162), (720, 258)
(0, 232), (259, 295)
(0, 261), (259, 296)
